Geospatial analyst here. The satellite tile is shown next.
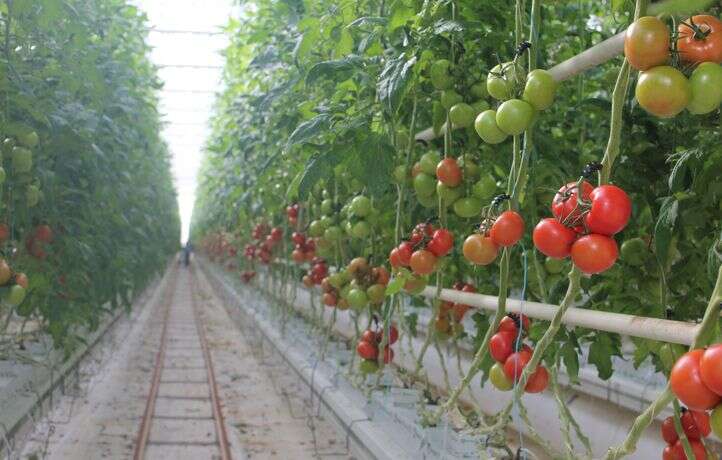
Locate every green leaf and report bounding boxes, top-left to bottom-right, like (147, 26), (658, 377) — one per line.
(654, 197), (679, 270)
(348, 135), (394, 196)
(286, 113), (333, 148)
(306, 55), (364, 85)
(588, 333), (621, 380)
(433, 19), (464, 35)
(386, 273), (407, 295)
(298, 147), (345, 199)
(347, 16), (388, 28)
(560, 340), (580, 384)
(667, 148), (702, 193)
(377, 53), (417, 114)
(388, 4), (416, 31)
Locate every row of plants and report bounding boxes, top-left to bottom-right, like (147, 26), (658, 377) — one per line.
(193, 0), (722, 458)
(0, 0), (179, 354)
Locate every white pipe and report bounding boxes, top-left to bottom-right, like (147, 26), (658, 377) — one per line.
(421, 286), (700, 346)
(415, 31), (626, 142)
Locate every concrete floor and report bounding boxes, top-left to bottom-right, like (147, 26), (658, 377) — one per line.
(18, 266), (351, 460)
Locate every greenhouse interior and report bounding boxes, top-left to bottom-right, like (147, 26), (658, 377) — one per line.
(1, 0), (721, 459)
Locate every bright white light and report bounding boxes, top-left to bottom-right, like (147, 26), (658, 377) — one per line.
(132, 0), (234, 243)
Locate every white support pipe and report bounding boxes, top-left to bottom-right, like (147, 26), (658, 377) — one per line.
(421, 286), (700, 346)
(415, 31), (626, 142)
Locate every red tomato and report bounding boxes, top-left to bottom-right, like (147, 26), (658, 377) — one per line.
(357, 341), (378, 360)
(0, 223), (8, 242)
(490, 211), (525, 247)
(322, 292), (337, 306)
(571, 234), (619, 274)
(389, 248), (403, 267)
(584, 185), (632, 236)
(503, 349), (532, 382)
(383, 346), (394, 364)
(292, 232), (306, 245)
(490, 331), (516, 363)
(270, 227), (283, 241)
(661, 416), (679, 445)
(397, 242), (414, 265)
(292, 249), (305, 263)
(624, 16), (671, 71)
(677, 15), (722, 64)
(427, 228), (454, 257)
(700, 344), (722, 395)
(35, 224), (54, 243)
(373, 266), (390, 285)
(452, 304), (470, 322)
(525, 366), (549, 393)
(499, 314), (530, 335)
(670, 439), (707, 460)
(532, 218), (577, 259)
(671, 350), (722, 411)
(462, 234), (498, 265)
(361, 329), (379, 344)
(436, 158), (462, 187)
(681, 409), (712, 440)
(662, 445), (677, 460)
(378, 325), (399, 345)
(410, 249), (437, 275)
(552, 181), (593, 224)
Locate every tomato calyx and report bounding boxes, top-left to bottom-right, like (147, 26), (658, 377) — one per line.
(680, 17), (713, 41)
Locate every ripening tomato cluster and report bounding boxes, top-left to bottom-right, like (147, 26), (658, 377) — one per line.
(2, 132), (43, 208)
(435, 282), (476, 338)
(356, 324), (398, 374)
(25, 224), (54, 260)
(286, 203), (300, 226)
(246, 224), (283, 264)
(240, 270), (256, 283)
(532, 181), (631, 274)
(463, 209), (525, 266)
(302, 257), (328, 288)
(389, 222), (454, 277)
(660, 408), (712, 460)
(314, 257), (390, 311)
(487, 314), (549, 394)
(667, 344), (722, 453)
(290, 231), (317, 263)
(0, 257), (29, 308)
(625, 15), (722, 118)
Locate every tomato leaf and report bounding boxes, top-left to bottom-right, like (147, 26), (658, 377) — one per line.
(560, 340), (580, 384)
(286, 113), (333, 149)
(297, 147), (345, 199)
(306, 55), (364, 85)
(667, 148), (703, 193)
(348, 135), (394, 197)
(377, 53), (417, 114)
(654, 197), (679, 271)
(587, 333), (621, 380)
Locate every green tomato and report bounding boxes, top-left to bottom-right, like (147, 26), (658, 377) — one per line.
(18, 131), (39, 148)
(340, 285), (352, 300)
(687, 62), (722, 115)
(366, 284), (386, 303)
(419, 151), (441, 175)
(350, 195), (372, 217)
(489, 362), (513, 391)
(343, 220), (353, 235)
(309, 220), (325, 237)
(472, 174), (497, 200)
(320, 215), (334, 227)
(474, 110), (508, 144)
(620, 237), (648, 266)
(328, 273), (346, 289)
(0, 167), (5, 184)
(359, 359), (379, 374)
(26, 185), (40, 207)
(6, 285), (26, 307)
(440, 89), (463, 110)
(321, 198), (334, 215)
(393, 165), (408, 183)
(324, 225), (343, 241)
(487, 61), (525, 100)
(12, 147), (33, 173)
(544, 256), (566, 274)
(351, 220), (370, 239)
(710, 405), (722, 439)
(430, 59), (452, 89)
(470, 99), (490, 115)
(431, 73), (453, 91)
(496, 99), (535, 135)
(523, 69), (557, 111)
(635, 65), (690, 118)
(2, 138), (15, 156)
(413, 173), (436, 197)
(436, 181), (462, 206)
(453, 196), (482, 218)
(347, 288), (368, 309)
(470, 81), (488, 99)
(457, 155), (480, 180)
(448, 103), (476, 128)
(417, 191), (438, 208)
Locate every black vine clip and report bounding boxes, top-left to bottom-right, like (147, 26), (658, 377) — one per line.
(581, 161), (603, 179)
(491, 193), (511, 208)
(515, 41), (532, 57)
(665, 307), (674, 320)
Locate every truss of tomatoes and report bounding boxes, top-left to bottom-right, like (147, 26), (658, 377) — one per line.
(286, 203), (300, 226)
(625, 15), (722, 119)
(532, 179), (631, 275)
(302, 257), (328, 288)
(463, 205), (525, 266)
(317, 257), (389, 311)
(356, 324), (398, 374)
(666, 344), (722, 457)
(291, 231), (317, 264)
(246, 223), (283, 264)
(488, 314), (549, 394)
(389, 222), (454, 276)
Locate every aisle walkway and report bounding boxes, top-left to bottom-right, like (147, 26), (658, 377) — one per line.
(18, 265), (350, 460)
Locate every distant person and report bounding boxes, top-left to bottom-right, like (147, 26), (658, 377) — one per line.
(183, 241), (192, 267)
